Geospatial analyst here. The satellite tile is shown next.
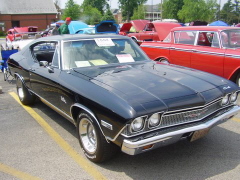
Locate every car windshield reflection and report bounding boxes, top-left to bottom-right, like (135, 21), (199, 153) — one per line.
(62, 38), (148, 70)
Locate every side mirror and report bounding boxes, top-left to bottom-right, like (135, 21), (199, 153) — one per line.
(47, 66), (54, 73)
(39, 61), (48, 67)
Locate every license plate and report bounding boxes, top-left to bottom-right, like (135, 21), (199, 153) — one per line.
(190, 128), (210, 142)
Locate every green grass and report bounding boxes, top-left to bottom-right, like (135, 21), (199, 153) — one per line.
(0, 36), (5, 38)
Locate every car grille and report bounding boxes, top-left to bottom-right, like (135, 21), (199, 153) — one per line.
(160, 100), (222, 128)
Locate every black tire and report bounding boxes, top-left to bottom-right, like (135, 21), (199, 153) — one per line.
(77, 111), (118, 163)
(157, 58), (169, 64)
(16, 76), (36, 105)
(236, 73), (240, 87)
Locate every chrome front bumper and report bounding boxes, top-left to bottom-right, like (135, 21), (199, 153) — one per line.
(121, 105), (240, 155)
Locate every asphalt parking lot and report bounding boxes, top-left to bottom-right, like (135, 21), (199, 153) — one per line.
(0, 42), (240, 179)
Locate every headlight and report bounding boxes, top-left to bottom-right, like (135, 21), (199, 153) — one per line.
(148, 113), (161, 127)
(230, 92), (238, 103)
(221, 94), (229, 106)
(130, 117), (144, 132)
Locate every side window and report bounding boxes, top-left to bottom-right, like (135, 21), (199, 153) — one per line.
(211, 32), (220, 48)
(52, 46), (59, 67)
(31, 42), (58, 66)
(197, 32), (212, 47)
(174, 31), (196, 45)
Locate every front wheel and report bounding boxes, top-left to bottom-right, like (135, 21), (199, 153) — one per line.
(16, 76), (36, 105)
(236, 73), (240, 87)
(77, 111), (118, 163)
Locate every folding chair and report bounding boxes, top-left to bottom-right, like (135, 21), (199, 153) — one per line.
(0, 49), (18, 81)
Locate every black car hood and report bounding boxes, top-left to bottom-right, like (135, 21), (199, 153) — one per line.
(72, 61), (231, 113)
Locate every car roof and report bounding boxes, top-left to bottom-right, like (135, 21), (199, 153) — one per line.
(171, 26), (240, 32)
(38, 34), (128, 41)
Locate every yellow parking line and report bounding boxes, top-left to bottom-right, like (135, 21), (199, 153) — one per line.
(9, 92), (107, 180)
(232, 117), (240, 122)
(0, 162), (41, 180)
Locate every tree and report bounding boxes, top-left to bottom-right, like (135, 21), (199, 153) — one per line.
(162, 0), (184, 22)
(82, 0), (108, 14)
(101, 8), (115, 21)
(177, 0), (217, 23)
(62, 0), (81, 20)
(131, 4), (145, 20)
(220, 0), (239, 24)
(119, 0), (147, 21)
(81, 5), (102, 25)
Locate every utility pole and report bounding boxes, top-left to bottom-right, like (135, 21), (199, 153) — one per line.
(160, 0), (163, 21)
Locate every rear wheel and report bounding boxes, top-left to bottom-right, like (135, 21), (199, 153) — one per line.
(16, 76), (36, 105)
(77, 111), (118, 163)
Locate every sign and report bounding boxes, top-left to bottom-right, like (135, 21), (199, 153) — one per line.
(94, 38), (115, 47)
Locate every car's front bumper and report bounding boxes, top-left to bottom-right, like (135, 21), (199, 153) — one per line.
(121, 105), (240, 155)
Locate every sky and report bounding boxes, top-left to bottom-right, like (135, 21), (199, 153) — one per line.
(60, 0), (229, 9)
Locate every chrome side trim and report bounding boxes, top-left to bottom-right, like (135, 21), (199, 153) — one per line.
(122, 105), (240, 155)
(71, 103), (110, 142)
(101, 120), (113, 130)
(30, 91), (75, 124)
(14, 73), (25, 84)
(70, 103), (128, 142)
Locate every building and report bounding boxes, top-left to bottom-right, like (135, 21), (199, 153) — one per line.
(144, 4), (161, 21)
(0, 0), (58, 33)
(111, 9), (122, 24)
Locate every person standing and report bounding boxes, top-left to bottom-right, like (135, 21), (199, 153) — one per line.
(58, 17), (72, 35)
(51, 24), (60, 35)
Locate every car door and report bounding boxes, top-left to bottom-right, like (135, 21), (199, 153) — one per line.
(169, 30), (196, 67)
(191, 31), (224, 77)
(29, 41), (62, 108)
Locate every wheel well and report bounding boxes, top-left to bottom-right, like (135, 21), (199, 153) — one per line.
(71, 104), (108, 140)
(71, 106), (81, 124)
(230, 68), (240, 83)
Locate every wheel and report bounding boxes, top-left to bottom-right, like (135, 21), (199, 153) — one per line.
(16, 76), (36, 105)
(235, 73), (240, 87)
(77, 111), (118, 163)
(157, 58), (169, 64)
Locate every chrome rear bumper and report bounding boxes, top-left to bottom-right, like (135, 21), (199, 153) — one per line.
(121, 105), (240, 155)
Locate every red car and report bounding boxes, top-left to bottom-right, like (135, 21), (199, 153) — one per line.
(127, 22), (181, 45)
(141, 26), (240, 86)
(6, 26), (38, 42)
(119, 19), (150, 36)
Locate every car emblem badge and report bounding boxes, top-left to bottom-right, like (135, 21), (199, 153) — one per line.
(61, 96), (67, 104)
(184, 108), (208, 118)
(223, 86), (231, 90)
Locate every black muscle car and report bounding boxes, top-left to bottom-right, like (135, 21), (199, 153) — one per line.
(7, 34), (240, 163)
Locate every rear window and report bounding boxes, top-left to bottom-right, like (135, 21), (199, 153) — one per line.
(174, 31), (196, 45)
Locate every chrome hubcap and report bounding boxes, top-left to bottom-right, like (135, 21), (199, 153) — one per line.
(18, 87), (24, 100)
(79, 118), (97, 154)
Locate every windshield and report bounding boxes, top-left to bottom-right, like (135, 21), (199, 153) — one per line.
(221, 29), (240, 48)
(62, 38), (149, 70)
